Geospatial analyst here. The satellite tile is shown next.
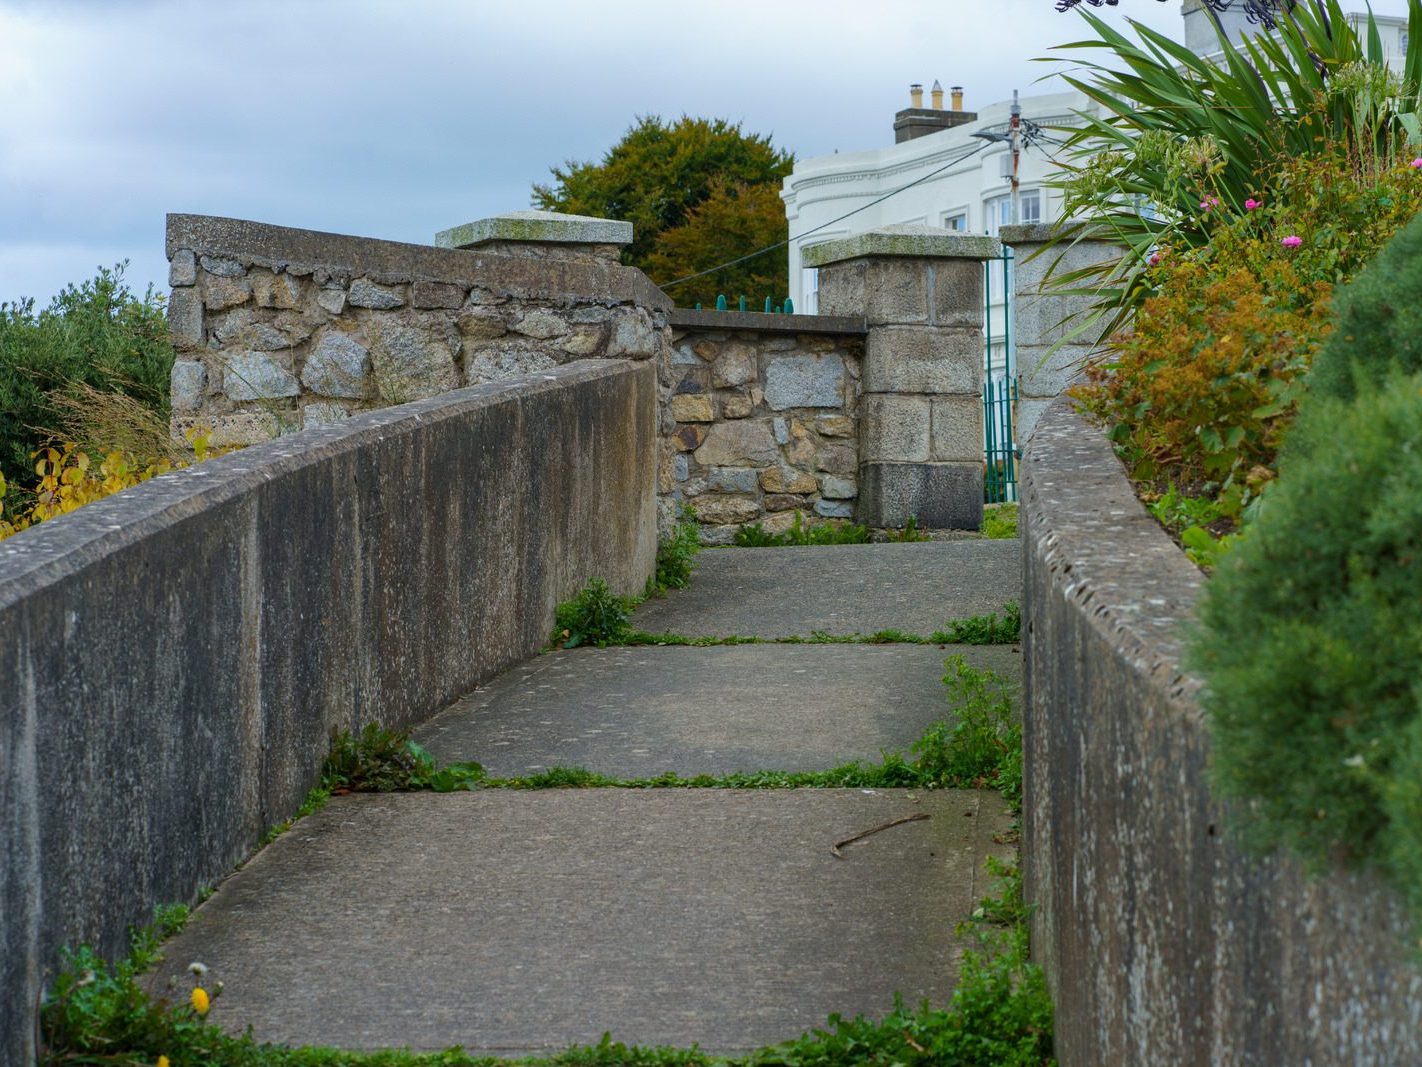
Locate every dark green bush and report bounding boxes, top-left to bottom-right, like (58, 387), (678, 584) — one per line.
(1307, 211), (1422, 404)
(1191, 370), (1422, 918)
(0, 265), (174, 489)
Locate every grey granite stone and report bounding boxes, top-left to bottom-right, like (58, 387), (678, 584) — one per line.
(222, 352), (298, 400)
(167, 287), (204, 350)
(302, 332), (371, 398)
(170, 361), (207, 411)
(200, 254), (245, 278)
(763, 355), (845, 410)
(169, 249), (197, 286)
(348, 279), (405, 309)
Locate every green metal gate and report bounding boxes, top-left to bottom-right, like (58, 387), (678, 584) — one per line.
(983, 249), (1018, 504)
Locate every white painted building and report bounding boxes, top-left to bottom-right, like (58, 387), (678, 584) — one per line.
(781, 85), (1091, 384)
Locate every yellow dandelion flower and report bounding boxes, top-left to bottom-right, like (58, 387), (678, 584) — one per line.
(191, 986), (210, 1016)
(157, 1058), (170, 1067)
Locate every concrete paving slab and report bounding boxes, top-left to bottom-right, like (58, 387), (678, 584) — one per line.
(147, 789), (1013, 1056)
(416, 644), (1022, 777)
(631, 540), (1021, 638)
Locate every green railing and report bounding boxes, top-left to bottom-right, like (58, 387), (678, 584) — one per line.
(693, 294), (795, 313)
(983, 249), (1018, 504)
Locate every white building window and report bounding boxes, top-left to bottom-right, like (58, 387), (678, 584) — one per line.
(984, 190), (1041, 235)
(941, 211), (967, 231)
(801, 267), (819, 315)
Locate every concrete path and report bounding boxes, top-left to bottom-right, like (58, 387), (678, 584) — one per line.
(149, 790), (1012, 1056)
(148, 540), (1022, 1057)
(630, 540), (1021, 638)
(417, 644), (1021, 777)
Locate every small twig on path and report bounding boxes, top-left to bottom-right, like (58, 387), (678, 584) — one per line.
(831, 812), (931, 857)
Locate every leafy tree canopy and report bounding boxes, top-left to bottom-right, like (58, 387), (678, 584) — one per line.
(532, 115), (794, 305)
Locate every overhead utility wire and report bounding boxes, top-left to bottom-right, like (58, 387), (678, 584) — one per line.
(658, 140), (990, 291)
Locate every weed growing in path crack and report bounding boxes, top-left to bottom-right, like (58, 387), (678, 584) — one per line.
(647, 504), (701, 596)
(931, 602), (1021, 646)
(552, 578), (635, 648)
(732, 511), (872, 547)
(322, 655), (1018, 797)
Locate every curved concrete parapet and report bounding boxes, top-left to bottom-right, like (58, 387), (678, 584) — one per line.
(0, 359), (656, 1064)
(1020, 397), (1422, 1066)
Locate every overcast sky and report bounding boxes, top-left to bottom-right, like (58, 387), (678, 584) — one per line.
(0, 0), (1410, 307)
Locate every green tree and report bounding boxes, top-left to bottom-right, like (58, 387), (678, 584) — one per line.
(533, 115), (794, 304)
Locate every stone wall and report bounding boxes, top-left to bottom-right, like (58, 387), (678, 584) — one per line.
(0, 360), (657, 1066)
(166, 214), (669, 445)
(1021, 398), (1422, 1066)
(661, 310), (866, 543)
(807, 227), (1000, 529)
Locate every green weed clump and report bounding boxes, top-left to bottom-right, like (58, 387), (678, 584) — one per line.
(733, 511), (871, 547)
(1, 265), (174, 492)
(932, 603), (1021, 646)
(324, 723), (486, 794)
(1191, 369), (1422, 927)
(980, 504), (1017, 540)
(649, 505), (701, 595)
(552, 578), (635, 648)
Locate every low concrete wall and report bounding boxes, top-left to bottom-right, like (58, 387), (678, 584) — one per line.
(0, 359), (656, 1065)
(1021, 399), (1422, 1066)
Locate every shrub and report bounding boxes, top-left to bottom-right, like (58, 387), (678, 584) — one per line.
(1190, 369), (1422, 921)
(1075, 149), (1422, 520)
(0, 265), (174, 491)
(1308, 210), (1422, 403)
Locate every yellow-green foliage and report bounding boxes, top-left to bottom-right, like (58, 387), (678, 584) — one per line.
(0, 429), (226, 543)
(1075, 150), (1422, 511)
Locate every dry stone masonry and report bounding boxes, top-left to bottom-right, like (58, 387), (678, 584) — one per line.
(166, 212), (669, 447)
(662, 310), (865, 544)
(168, 212), (1006, 535)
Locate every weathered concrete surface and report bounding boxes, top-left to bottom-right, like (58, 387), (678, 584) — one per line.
(631, 541), (1021, 638)
(146, 789), (1013, 1056)
(167, 213), (670, 310)
(0, 360), (656, 1066)
(1022, 398), (1422, 1067)
(416, 644), (1022, 776)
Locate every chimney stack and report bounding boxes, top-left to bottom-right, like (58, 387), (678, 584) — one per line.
(894, 80), (977, 143)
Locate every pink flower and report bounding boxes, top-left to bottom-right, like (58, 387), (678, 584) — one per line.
(1149, 253), (1161, 266)
(1200, 196), (1221, 211)
(1281, 235), (1303, 248)
(1411, 158), (1422, 168)
(1245, 198), (1262, 210)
